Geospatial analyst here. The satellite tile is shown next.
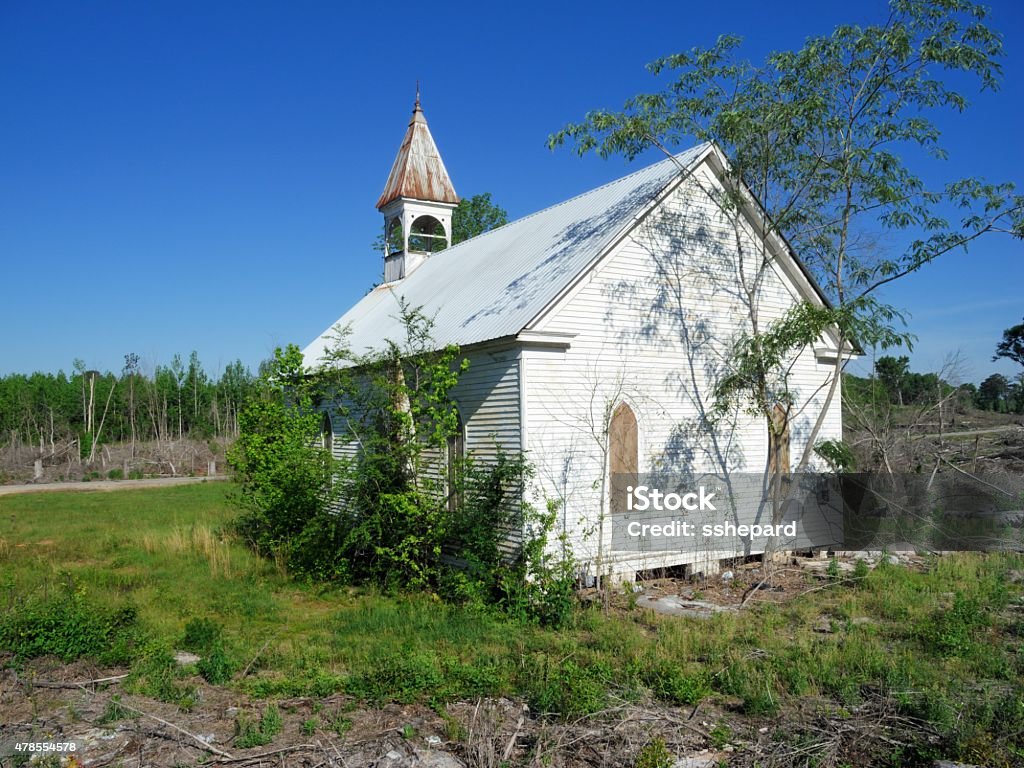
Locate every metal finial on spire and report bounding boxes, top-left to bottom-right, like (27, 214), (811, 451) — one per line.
(414, 80), (421, 111)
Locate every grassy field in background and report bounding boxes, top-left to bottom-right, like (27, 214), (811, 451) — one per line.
(2, 484), (1023, 764)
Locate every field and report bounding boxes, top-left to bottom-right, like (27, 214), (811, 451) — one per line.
(1, 483), (1023, 767)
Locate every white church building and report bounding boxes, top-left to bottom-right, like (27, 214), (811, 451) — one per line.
(303, 98), (845, 579)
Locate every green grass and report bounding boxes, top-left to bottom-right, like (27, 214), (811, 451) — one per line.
(2, 483), (1023, 763)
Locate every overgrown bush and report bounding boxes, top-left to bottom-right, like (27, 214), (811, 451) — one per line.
(230, 310), (578, 627)
(0, 578), (140, 664)
(229, 345), (344, 580)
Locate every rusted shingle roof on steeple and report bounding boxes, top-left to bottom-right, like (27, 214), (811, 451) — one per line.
(375, 97), (459, 210)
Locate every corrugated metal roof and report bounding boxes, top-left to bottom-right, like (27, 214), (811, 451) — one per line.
(305, 143), (712, 366)
(376, 100), (459, 209)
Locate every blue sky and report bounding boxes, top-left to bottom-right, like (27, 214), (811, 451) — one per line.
(1, 0), (1021, 385)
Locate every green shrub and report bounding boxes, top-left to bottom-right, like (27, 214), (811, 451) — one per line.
(643, 660), (710, 706)
(126, 645), (197, 710)
(525, 658), (608, 717)
(179, 616), (236, 684)
(347, 651), (444, 704)
(853, 557), (870, 581)
(182, 617), (222, 652)
(826, 556), (840, 581)
(229, 325), (578, 629)
(0, 582), (140, 664)
(921, 593), (988, 657)
(197, 640), (235, 685)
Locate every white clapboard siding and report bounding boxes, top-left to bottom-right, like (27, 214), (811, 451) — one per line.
(452, 347), (525, 552)
(452, 347), (522, 459)
(324, 348), (522, 467)
(523, 164), (844, 576)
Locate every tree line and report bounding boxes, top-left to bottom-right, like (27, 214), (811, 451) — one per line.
(0, 352), (258, 457)
(848, 352), (1024, 416)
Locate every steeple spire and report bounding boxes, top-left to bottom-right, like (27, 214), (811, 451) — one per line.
(376, 90), (457, 210)
(377, 93), (459, 282)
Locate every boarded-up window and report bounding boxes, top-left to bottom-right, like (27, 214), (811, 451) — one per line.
(447, 411), (465, 514)
(609, 402), (638, 514)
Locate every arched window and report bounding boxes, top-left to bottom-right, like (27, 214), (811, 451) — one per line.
(609, 402), (638, 514)
(408, 215), (448, 254)
(386, 217), (404, 255)
(447, 410), (465, 513)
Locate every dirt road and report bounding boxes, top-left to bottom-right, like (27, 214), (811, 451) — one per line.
(0, 476), (230, 496)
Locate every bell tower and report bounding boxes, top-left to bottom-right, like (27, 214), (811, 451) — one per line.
(376, 89), (459, 282)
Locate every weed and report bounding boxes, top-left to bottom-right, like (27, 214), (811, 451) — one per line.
(440, 710), (467, 742)
(301, 717), (319, 736)
(234, 703), (283, 748)
(329, 712), (353, 737)
(853, 558), (870, 581)
(642, 659), (710, 706)
(97, 695), (136, 725)
(525, 658), (608, 718)
(921, 593), (989, 657)
(633, 736), (672, 768)
(126, 646), (197, 710)
(198, 641), (235, 685)
(181, 617), (222, 652)
(347, 651), (443, 704)
(710, 723), (732, 749)
(826, 556), (840, 581)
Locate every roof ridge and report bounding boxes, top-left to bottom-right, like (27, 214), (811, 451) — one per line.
(441, 143), (710, 254)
